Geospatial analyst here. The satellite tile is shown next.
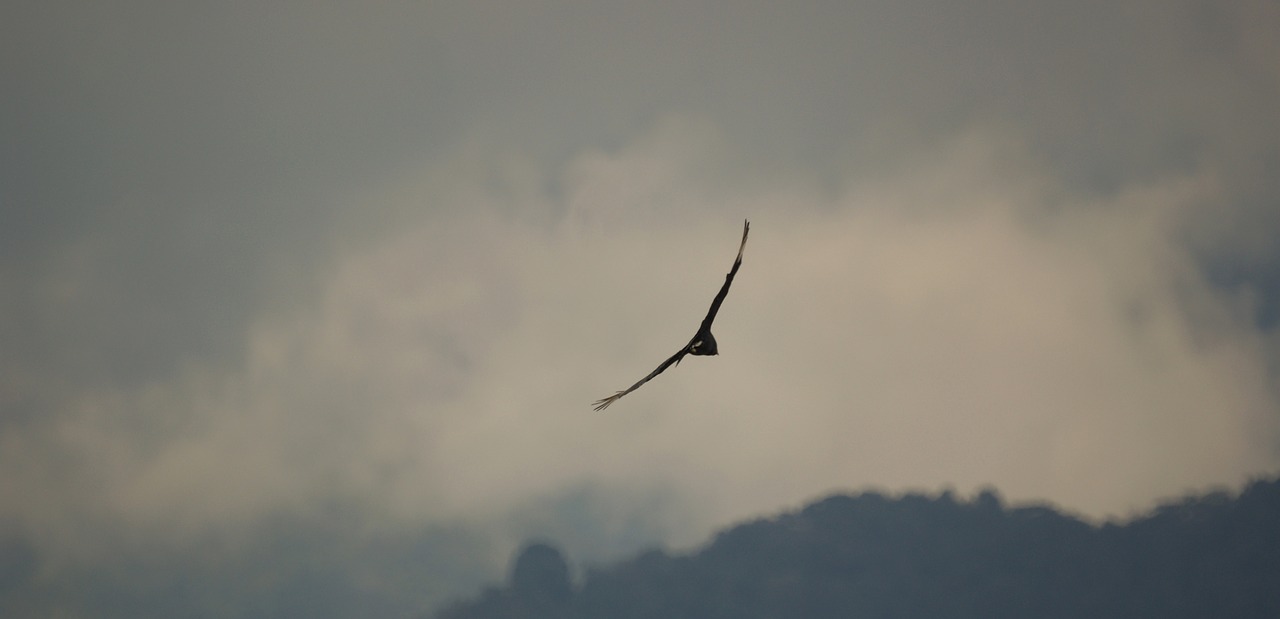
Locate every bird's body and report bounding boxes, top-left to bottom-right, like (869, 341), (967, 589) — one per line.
(593, 220), (749, 411)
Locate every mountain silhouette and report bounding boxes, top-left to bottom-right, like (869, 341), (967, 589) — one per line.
(433, 476), (1280, 618)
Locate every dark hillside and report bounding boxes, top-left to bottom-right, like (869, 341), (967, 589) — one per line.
(434, 477), (1280, 619)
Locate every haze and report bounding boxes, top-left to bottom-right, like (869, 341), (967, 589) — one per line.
(3, 1), (1278, 616)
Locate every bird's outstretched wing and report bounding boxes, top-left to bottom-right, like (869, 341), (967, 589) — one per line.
(698, 219), (750, 333)
(592, 347), (689, 411)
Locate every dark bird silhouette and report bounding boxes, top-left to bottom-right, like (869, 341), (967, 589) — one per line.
(593, 220), (750, 411)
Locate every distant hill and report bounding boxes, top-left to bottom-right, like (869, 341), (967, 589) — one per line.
(432, 476), (1280, 619)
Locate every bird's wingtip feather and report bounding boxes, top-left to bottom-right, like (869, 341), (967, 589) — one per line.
(592, 392), (624, 411)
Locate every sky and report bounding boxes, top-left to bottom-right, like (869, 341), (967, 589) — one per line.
(3, 1), (1280, 617)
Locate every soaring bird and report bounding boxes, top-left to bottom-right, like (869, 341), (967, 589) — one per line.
(593, 219), (750, 411)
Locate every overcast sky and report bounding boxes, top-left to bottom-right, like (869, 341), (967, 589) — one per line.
(4, 1), (1280, 617)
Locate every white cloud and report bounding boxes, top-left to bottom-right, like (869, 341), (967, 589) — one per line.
(7, 123), (1274, 579)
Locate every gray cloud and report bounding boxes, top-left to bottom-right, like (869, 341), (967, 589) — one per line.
(2, 1), (1278, 616)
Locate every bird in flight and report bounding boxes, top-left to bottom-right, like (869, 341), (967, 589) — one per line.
(593, 219), (750, 411)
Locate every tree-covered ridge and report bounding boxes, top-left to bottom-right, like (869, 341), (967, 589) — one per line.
(434, 476), (1280, 619)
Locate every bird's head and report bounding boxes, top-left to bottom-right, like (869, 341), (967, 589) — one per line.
(689, 331), (719, 356)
